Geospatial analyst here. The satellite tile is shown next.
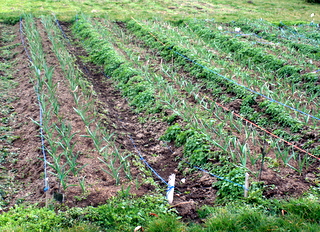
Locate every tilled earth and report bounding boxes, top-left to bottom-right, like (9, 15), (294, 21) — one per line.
(0, 19), (318, 220)
(0, 21), (217, 219)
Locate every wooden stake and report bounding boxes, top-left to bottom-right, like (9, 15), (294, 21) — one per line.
(45, 190), (49, 207)
(169, 201), (193, 208)
(167, 174), (175, 204)
(244, 172), (249, 198)
(259, 146), (266, 181)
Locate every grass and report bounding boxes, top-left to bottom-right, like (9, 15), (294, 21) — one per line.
(0, 195), (319, 231)
(1, 1), (320, 231)
(199, 201), (320, 231)
(1, 0), (320, 22)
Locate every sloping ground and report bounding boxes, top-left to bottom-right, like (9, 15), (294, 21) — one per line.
(1, 0), (320, 22)
(73, 16), (318, 197)
(1, 21), (152, 207)
(0, 15), (319, 223)
(63, 25), (217, 216)
(0, 20), (218, 219)
(0, 23), (46, 207)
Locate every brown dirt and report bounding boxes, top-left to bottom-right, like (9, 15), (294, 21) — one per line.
(1, 23), (46, 206)
(0, 18), (319, 222)
(0, 21), (218, 220)
(108, 20), (319, 199)
(61, 21), (217, 216)
(117, 20), (318, 148)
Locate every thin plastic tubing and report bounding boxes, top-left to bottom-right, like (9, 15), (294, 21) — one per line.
(19, 17), (49, 192)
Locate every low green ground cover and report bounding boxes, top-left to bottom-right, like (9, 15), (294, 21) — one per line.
(1, 0), (320, 230)
(0, 194), (319, 231)
(1, 0), (320, 22)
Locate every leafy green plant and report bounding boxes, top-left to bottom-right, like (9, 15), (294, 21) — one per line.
(214, 167), (246, 203)
(183, 130), (214, 166)
(87, 195), (173, 229)
(159, 123), (182, 145)
(0, 204), (63, 231)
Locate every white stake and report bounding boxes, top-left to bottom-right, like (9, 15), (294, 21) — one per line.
(244, 172), (249, 198)
(167, 174), (175, 204)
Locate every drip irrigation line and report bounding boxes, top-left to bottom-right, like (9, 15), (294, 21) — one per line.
(102, 72), (111, 79)
(19, 18), (33, 62)
(279, 24), (313, 41)
(231, 32), (253, 36)
(169, 48), (320, 121)
(184, 160), (249, 190)
(55, 18), (70, 44)
(224, 31), (277, 45)
(128, 135), (174, 193)
(83, 66), (89, 74)
(19, 17), (49, 192)
(226, 31), (262, 39)
(212, 100), (320, 161)
(131, 18), (320, 121)
(114, 112), (174, 193)
(298, 23), (319, 28)
(279, 26), (320, 45)
(164, 79), (318, 161)
(164, 98), (319, 187)
(164, 143), (248, 191)
(37, 90), (49, 192)
(252, 41), (277, 45)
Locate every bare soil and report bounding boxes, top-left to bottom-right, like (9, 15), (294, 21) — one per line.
(0, 19), (318, 221)
(0, 21), (217, 220)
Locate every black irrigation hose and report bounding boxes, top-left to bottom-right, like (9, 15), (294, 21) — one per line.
(55, 19), (70, 43)
(54, 17), (173, 191)
(57, 18), (177, 192)
(164, 143), (249, 190)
